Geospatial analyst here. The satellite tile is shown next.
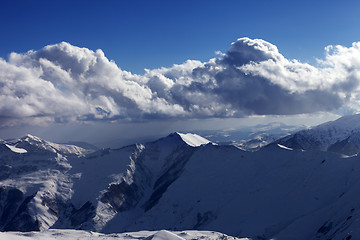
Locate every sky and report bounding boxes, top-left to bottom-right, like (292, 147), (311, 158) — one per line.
(0, 0), (360, 146)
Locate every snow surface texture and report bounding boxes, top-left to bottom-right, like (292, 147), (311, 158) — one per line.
(276, 113), (360, 155)
(0, 229), (246, 240)
(2, 126), (360, 239)
(0, 229), (248, 240)
(176, 132), (212, 147)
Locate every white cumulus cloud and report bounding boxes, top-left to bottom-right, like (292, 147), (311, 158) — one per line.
(1, 38), (360, 126)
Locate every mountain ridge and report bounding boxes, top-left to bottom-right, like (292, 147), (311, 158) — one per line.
(1, 126), (360, 239)
(274, 114), (360, 155)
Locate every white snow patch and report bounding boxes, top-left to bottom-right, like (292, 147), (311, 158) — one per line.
(176, 132), (211, 147)
(277, 144), (293, 151)
(148, 230), (186, 240)
(5, 144), (27, 153)
(0, 229), (248, 240)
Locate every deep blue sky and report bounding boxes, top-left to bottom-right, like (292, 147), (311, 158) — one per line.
(1, 0), (359, 74)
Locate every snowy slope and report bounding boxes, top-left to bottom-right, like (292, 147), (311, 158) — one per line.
(0, 132), (208, 232)
(0, 139), (130, 231)
(104, 144), (360, 240)
(0, 135), (91, 231)
(176, 132), (212, 147)
(2, 130), (360, 239)
(0, 229), (247, 240)
(275, 114), (360, 155)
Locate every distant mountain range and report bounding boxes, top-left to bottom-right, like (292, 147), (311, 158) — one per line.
(2, 115), (360, 239)
(195, 122), (305, 151)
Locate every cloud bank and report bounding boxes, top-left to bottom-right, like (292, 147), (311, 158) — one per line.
(1, 38), (360, 126)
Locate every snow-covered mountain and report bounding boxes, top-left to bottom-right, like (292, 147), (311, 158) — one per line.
(275, 114), (360, 155)
(0, 133), (212, 232)
(0, 134), (92, 231)
(1, 128), (360, 239)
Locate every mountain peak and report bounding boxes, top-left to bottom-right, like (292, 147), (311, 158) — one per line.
(174, 132), (211, 147)
(20, 134), (44, 143)
(12, 134), (91, 156)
